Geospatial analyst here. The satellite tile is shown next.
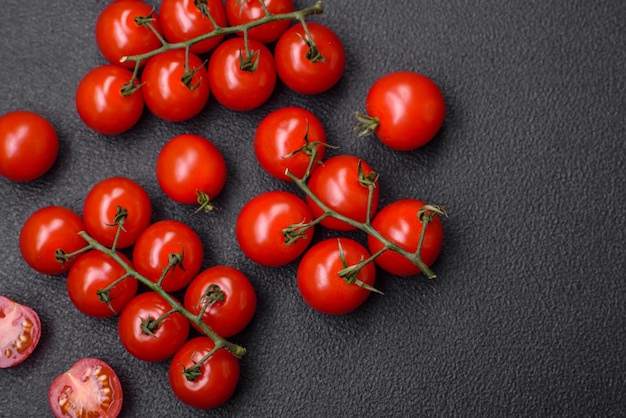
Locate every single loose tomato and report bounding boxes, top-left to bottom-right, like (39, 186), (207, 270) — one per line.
(274, 22), (345, 95)
(306, 154), (379, 231)
(82, 176), (152, 249)
(225, 0), (294, 44)
(0, 110), (58, 182)
(159, 0), (227, 54)
(297, 238), (376, 315)
(184, 266), (256, 338)
(236, 191), (314, 267)
(367, 199), (444, 277)
(95, 0), (163, 68)
(254, 106), (327, 182)
(66, 250), (138, 318)
(19, 206), (86, 275)
(141, 49), (210, 122)
(0, 295), (41, 368)
(132, 220), (204, 292)
(208, 37), (276, 111)
(156, 134), (227, 210)
(169, 336), (240, 409)
(48, 357), (123, 418)
(76, 65), (144, 135)
(118, 292), (190, 362)
(358, 71), (446, 151)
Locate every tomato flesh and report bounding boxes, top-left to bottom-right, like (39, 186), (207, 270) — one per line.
(0, 295), (41, 368)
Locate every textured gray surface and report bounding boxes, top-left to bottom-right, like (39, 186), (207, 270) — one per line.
(1, 0), (625, 416)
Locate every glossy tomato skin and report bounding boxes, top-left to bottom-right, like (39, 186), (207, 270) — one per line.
(169, 336), (240, 409)
(19, 206), (86, 275)
(208, 37), (276, 111)
(76, 65), (144, 135)
(365, 71), (446, 151)
(0, 295), (41, 368)
(184, 266), (256, 338)
(48, 357), (123, 418)
(156, 134), (227, 205)
(159, 0), (227, 54)
(95, 0), (163, 68)
(141, 49), (210, 122)
(225, 0), (294, 44)
(132, 220), (204, 292)
(297, 238), (376, 315)
(236, 191), (314, 267)
(82, 176), (152, 249)
(118, 292), (190, 362)
(368, 199), (444, 276)
(306, 154), (379, 231)
(66, 250), (138, 318)
(274, 22), (345, 95)
(254, 106), (327, 182)
(0, 110), (58, 182)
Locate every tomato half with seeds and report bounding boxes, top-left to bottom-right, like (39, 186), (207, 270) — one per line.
(0, 295), (41, 368)
(254, 106), (327, 182)
(225, 0), (294, 44)
(48, 357), (123, 418)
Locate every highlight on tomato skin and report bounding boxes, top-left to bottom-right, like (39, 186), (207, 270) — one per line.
(0, 295), (42, 368)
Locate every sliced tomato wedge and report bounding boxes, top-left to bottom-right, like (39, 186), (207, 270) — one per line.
(0, 294), (41, 368)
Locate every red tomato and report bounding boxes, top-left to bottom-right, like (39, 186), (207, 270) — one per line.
(141, 49), (210, 122)
(225, 0), (294, 44)
(184, 266), (256, 338)
(48, 357), (123, 418)
(95, 0), (163, 68)
(274, 22), (345, 95)
(360, 71), (446, 151)
(0, 110), (58, 182)
(208, 37), (276, 111)
(159, 0), (227, 54)
(0, 295), (41, 368)
(118, 292), (190, 362)
(254, 106), (327, 182)
(235, 191), (314, 267)
(297, 238), (376, 315)
(75, 65), (144, 135)
(156, 134), (227, 209)
(169, 336), (240, 409)
(19, 206), (86, 275)
(306, 154), (379, 231)
(82, 176), (152, 249)
(367, 199), (444, 277)
(66, 250), (138, 318)
(132, 220), (204, 292)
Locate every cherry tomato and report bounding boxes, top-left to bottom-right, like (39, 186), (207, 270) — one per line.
(76, 65), (144, 135)
(274, 22), (345, 95)
(0, 295), (41, 368)
(236, 191), (314, 267)
(48, 357), (123, 418)
(367, 199), (444, 277)
(141, 49), (210, 122)
(19, 206), (86, 275)
(95, 0), (163, 68)
(66, 250), (138, 318)
(132, 220), (204, 292)
(159, 0), (227, 54)
(118, 292), (190, 362)
(225, 0), (294, 44)
(306, 154), (379, 231)
(208, 37), (276, 111)
(359, 71), (446, 151)
(156, 134), (227, 209)
(254, 106), (327, 182)
(297, 238), (376, 315)
(184, 266), (256, 338)
(169, 336), (240, 409)
(82, 176), (152, 249)
(0, 110), (58, 182)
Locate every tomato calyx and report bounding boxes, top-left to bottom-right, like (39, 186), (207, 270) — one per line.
(282, 121), (338, 181)
(353, 112), (380, 137)
(335, 239), (383, 294)
(297, 30), (326, 63)
(195, 191), (219, 214)
(182, 344), (221, 381)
